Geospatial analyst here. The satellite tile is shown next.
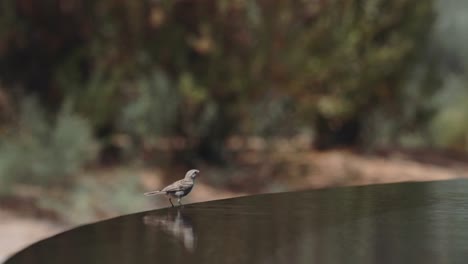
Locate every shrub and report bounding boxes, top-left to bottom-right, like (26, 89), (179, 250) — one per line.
(0, 97), (97, 191)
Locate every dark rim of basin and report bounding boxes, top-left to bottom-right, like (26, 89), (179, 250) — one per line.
(5, 179), (468, 264)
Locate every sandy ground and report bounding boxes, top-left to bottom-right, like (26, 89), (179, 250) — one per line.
(0, 209), (65, 263)
(1, 149), (468, 262)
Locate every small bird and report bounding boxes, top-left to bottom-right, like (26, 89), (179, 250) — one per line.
(144, 169), (200, 207)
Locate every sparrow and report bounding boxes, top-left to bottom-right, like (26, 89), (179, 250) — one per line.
(144, 169), (200, 207)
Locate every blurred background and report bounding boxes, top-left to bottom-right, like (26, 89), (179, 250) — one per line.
(1, 0), (468, 260)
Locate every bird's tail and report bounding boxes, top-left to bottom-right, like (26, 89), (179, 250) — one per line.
(144, 190), (166, 196)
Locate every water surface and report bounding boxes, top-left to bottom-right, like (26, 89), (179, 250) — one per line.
(6, 180), (468, 264)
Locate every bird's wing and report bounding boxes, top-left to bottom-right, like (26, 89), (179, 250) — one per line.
(162, 179), (192, 192)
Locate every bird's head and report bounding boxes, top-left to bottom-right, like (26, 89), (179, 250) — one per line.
(185, 169), (200, 180)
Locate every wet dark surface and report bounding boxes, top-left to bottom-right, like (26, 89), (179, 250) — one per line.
(5, 180), (468, 264)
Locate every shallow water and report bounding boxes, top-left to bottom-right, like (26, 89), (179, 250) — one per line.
(6, 180), (468, 264)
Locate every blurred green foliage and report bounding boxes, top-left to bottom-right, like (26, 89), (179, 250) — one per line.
(430, 76), (468, 149)
(363, 0), (468, 152)
(119, 69), (179, 138)
(0, 97), (96, 190)
(2, 0), (460, 189)
(427, 0), (468, 151)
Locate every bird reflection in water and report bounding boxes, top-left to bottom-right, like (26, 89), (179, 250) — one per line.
(143, 209), (196, 251)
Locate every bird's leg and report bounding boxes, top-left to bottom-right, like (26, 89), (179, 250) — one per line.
(169, 198), (174, 207)
(178, 198), (183, 207)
